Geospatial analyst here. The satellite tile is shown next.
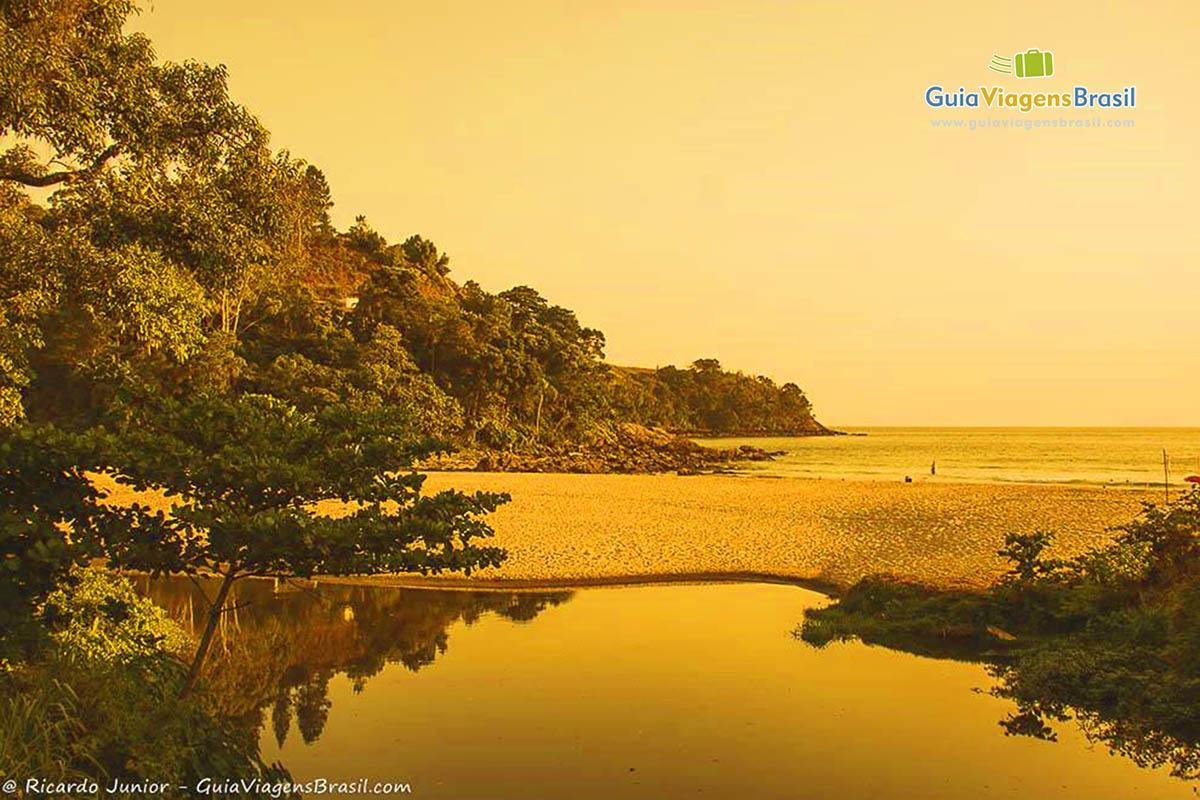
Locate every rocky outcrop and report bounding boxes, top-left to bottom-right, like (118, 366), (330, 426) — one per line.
(419, 423), (781, 475)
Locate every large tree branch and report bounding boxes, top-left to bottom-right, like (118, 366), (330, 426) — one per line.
(0, 143), (121, 187)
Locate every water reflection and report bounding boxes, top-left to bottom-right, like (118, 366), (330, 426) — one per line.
(134, 576), (572, 746)
(800, 619), (1200, 782)
(989, 664), (1200, 781)
(128, 580), (1191, 798)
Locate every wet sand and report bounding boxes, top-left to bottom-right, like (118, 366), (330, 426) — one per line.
(401, 473), (1153, 591)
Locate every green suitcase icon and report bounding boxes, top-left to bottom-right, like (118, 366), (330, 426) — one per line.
(1014, 48), (1053, 78)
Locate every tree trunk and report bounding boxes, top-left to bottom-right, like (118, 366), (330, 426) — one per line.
(534, 386), (544, 438)
(179, 570), (237, 698)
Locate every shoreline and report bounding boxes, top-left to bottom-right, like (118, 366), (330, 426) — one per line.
(310, 570), (842, 596)
(695, 470), (1170, 491)
(680, 428), (843, 439)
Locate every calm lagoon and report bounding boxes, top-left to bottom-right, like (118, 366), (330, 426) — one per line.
(137, 577), (1191, 799)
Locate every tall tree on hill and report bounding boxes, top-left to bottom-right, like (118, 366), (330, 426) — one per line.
(401, 234), (451, 276)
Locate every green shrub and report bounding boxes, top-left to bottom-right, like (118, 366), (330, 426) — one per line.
(1, 571), (290, 797)
(799, 577), (1000, 657)
(997, 530), (1064, 585)
(41, 568), (191, 665)
(1111, 490), (1200, 584)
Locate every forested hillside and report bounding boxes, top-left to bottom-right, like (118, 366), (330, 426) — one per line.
(230, 217), (829, 450)
(2, 183), (830, 450)
(0, 2), (827, 452)
(0, 2), (827, 787)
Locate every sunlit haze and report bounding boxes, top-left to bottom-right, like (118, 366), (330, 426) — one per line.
(131, 0), (1198, 426)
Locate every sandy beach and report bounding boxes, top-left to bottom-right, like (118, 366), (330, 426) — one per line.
(97, 471), (1157, 592)
(395, 473), (1154, 591)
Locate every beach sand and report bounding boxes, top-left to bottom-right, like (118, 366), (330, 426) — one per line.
(96, 472), (1157, 592)
(402, 473), (1153, 591)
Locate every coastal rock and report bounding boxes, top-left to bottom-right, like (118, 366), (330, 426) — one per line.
(418, 423), (779, 475)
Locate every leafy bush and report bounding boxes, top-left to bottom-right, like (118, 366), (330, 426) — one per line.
(799, 578), (998, 657)
(1110, 490), (1200, 583)
(1, 655), (291, 798)
(997, 531), (1064, 584)
(0, 423), (176, 665)
(41, 568), (191, 666)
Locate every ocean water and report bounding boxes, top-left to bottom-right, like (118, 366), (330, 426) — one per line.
(695, 427), (1200, 487)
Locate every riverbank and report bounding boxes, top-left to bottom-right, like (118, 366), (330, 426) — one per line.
(345, 473), (1155, 591)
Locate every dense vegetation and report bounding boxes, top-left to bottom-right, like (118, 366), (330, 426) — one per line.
(608, 360), (821, 437)
(0, 0), (826, 791)
(800, 490), (1200, 781)
(0, 568), (290, 795)
(1, 31), (824, 447)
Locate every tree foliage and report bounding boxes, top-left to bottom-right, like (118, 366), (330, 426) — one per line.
(606, 359), (820, 436)
(0, 0), (825, 772)
(0, 424), (171, 663)
(1, 0), (257, 187)
(105, 393), (507, 583)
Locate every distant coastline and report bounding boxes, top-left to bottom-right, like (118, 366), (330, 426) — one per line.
(692, 426), (1200, 488)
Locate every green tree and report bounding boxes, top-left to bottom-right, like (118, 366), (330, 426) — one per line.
(400, 234), (450, 276)
(3, 1), (331, 426)
(1111, 491), (1200, 583)
(0, 184), (54, 426)
(1, 0), (255, 188)
(1, 425), (155, 659)
(998, 531), (1064, 585)
(98, 393), (508, 694)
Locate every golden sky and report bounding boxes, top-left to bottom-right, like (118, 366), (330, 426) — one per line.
(131, 0), (1198, 426)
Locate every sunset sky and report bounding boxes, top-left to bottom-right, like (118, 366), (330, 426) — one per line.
(131, 0), (1198, 426)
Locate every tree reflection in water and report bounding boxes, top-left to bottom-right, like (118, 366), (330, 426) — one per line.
(988, 661), (1200, 781)
(134, 576), (572, 746)
(801, 623), (1200, 782)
